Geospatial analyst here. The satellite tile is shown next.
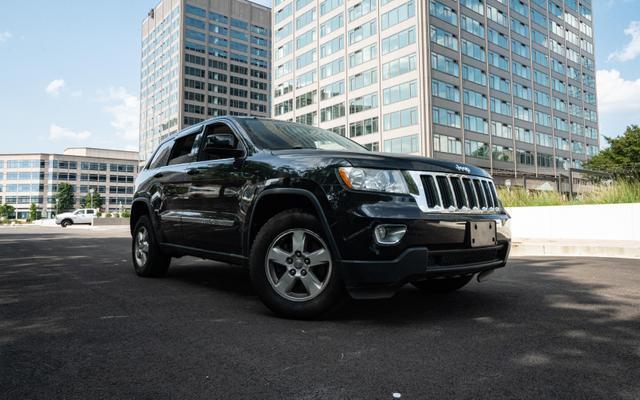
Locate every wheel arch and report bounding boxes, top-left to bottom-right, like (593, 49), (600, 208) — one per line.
(130, 199), (153, 235)
(245, 189), (341, 261)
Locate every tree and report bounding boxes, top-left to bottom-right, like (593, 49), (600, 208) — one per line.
(84, 191), (104, 210)
(28, 203), (38, 222)
(0, 204), (15, 219)
(55, 183), (75, 212)
(585, 125), (640, 179)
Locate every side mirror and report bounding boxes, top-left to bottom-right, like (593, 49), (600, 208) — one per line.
(203, 134), (245, 159)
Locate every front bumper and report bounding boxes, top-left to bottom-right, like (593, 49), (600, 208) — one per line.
(341, 241), (510, 299)
(328, 191), (511, 299)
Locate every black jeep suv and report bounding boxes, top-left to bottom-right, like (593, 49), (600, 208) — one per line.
(131, 117), (511, 318)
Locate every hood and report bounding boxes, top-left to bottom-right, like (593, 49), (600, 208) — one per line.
(56, 212), (73, 218)
(272, 149), (491, 178)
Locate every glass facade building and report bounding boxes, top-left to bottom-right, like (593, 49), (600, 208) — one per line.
(140, 0), (272, 161)
(0, 148), (139, 219)
(271, 0), (599, 179)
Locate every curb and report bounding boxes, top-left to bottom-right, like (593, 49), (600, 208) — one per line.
(511, 241), (640, 259)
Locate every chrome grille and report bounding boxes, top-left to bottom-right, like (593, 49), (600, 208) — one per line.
(408, 171), (501, 213)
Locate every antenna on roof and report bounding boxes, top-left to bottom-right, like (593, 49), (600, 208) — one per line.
(148, 9), (155, 19)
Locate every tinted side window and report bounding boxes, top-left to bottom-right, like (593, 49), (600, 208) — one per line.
(148, 141), (173, 170)
(168, 133), (198, 165)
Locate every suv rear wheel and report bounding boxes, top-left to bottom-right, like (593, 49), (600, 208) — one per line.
(412, 276), (473, 293)
(250, 210), (345, 319)
(132, 215), (171, 277)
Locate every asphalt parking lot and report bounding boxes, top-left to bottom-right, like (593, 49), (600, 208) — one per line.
(1, 226), (639, 399)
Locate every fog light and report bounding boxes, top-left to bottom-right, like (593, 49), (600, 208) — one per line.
(374, 224), (407, 245)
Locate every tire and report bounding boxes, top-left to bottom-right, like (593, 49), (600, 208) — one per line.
(412, 276), (473, 293)
(60, 219), (72, 228)
(249, 209), (345, 319)
(132, 215), (170, 277)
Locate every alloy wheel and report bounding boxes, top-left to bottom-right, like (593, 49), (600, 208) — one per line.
(265, 229), (332, 302)
(135, 227), (150, 267)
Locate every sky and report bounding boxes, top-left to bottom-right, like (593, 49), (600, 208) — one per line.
(0, 0), (638, 154)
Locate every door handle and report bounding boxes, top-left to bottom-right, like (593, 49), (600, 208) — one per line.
(154, 172), (164, 178)
(186, 168), (201, 175)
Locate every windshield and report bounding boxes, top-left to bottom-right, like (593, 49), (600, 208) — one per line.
(237, 119), (368, 152)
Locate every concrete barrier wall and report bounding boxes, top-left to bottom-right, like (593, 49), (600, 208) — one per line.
(506, 203), (640, 241)
(92, 218), (130, 226)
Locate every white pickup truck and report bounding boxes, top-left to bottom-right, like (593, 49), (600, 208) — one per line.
(55, 208), (99, 227)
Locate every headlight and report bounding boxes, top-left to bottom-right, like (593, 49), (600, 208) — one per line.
(338, 167), (410, 194)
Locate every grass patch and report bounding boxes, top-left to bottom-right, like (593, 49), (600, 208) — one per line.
(498, 180), (640, 207)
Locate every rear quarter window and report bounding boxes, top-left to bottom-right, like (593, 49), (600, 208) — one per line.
(148, 141), (174, 170)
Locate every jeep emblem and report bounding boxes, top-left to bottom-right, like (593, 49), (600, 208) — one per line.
(455, 164), (471, 174)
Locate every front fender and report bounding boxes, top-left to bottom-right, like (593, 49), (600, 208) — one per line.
(244, 187), (342, 262)
(130, 197), (162, 237)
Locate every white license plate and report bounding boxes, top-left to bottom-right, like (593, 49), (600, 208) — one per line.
(470, 221), (497, 247)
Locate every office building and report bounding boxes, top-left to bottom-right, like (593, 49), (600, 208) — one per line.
(0, 148), (139, 219)
(271, 0), (599, 179)
(139, 0), (272, 161)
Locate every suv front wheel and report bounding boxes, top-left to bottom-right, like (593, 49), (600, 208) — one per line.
(250, 210), (345, 319)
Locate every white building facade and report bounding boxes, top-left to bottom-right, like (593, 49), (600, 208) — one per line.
(0, 148), (139, 219)
(271, 0), (599, 180)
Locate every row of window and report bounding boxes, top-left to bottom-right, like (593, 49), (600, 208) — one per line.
(185, 29), (268, 56)
(185, 4), (268, 36)
(0, 160), (136, 173)
(0, 192), (134, 206)
(0, 184), (134, 195)
(185, 89), (267, 103)
(185, 42), (268, 69)
(275, 1), (418, 66)
(434, 133), (588, 169)
(433, 78), (596, 118)
(1, 160), (45, 169)
(275, 46), (595, 125)
(185, 101), (267, 115)
(185, 55), (268, 78)
(278, 104), (594, 144)
(432, 99), (597, 133)
(431, 0), (592, 35)
(431, 44), (596, 91)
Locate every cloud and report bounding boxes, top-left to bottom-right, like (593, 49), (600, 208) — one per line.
(45, 79), (65, 96)
(0, 31), (11, 43)
(596, 69), (640, 137)
(49, 124), (92, 141)
(596, 69), (640, 113)
(70, 90), (83, 98)
(99, 86), (139, 142)
(608, 21), (640, 62)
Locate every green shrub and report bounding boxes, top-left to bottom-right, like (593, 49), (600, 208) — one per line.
(121, 209), (131, 218)
(106, 213), (112, 218)
(499, 180), (640, 207)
